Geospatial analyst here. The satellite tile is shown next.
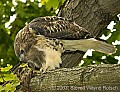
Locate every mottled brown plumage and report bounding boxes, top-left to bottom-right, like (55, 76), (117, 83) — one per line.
(14, 16), (116, 72)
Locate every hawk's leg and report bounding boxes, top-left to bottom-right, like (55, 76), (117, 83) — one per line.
(13, 63), (34, 92)
(20, 69), (33, 92)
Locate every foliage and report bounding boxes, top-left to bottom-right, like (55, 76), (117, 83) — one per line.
(0, 64), (20, 92)
(41, 0), (65, 11)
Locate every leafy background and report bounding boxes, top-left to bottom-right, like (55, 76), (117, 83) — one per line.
(0, 0), (120, 91)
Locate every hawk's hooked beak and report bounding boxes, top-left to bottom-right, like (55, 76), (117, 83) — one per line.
(19, 54), (25, 62)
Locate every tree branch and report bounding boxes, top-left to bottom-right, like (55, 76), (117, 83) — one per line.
(58, 0), (120, 36)
(30, 64), (120, 92)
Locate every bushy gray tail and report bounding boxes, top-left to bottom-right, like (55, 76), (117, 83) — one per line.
(61, 38), (116, 54)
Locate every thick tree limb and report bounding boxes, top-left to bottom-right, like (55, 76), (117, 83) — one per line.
(30, 64), (120, 92)
(16, 0), (120, 91)
(58, 0), (120, 36)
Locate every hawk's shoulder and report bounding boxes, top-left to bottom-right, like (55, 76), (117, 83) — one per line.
(28, 16), (92, 39)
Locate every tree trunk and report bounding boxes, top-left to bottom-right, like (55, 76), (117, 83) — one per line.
(17, 0), (120, 91)
(58, 0), (120, 36)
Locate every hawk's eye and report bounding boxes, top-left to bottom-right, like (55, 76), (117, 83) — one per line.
(20, 50), (24, 54)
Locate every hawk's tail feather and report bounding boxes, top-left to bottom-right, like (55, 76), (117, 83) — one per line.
(61, 38), (116, 54)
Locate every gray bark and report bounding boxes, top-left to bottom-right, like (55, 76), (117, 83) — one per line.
(18, 0), (120, 91)
(30, 64), (120, 92)
(58, 0), (120, 36)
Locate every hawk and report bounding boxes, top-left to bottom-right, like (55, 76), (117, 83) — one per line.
(14, 16), (116, 72)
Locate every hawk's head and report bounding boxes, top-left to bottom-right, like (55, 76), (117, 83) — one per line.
(14, 26), (37, 62)
(14, 26), (47, 70)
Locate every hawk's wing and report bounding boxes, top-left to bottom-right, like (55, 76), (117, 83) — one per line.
(29, 16), (115, 53)
(28, 16), (91, 68)
(28, 16), (116, 68)
(29, 16), (92, 40)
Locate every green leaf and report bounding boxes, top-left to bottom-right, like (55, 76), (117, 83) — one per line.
(0, 85), (3, 91)
(19, 63), (28, 68)
(41, 0), (49, 4)
(0, 64), (12, 72)
(5, 83), (16, 92)
(0, 76), (4, 82)
(42, 0), (59, 11)
(4, 73), (17, 81)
